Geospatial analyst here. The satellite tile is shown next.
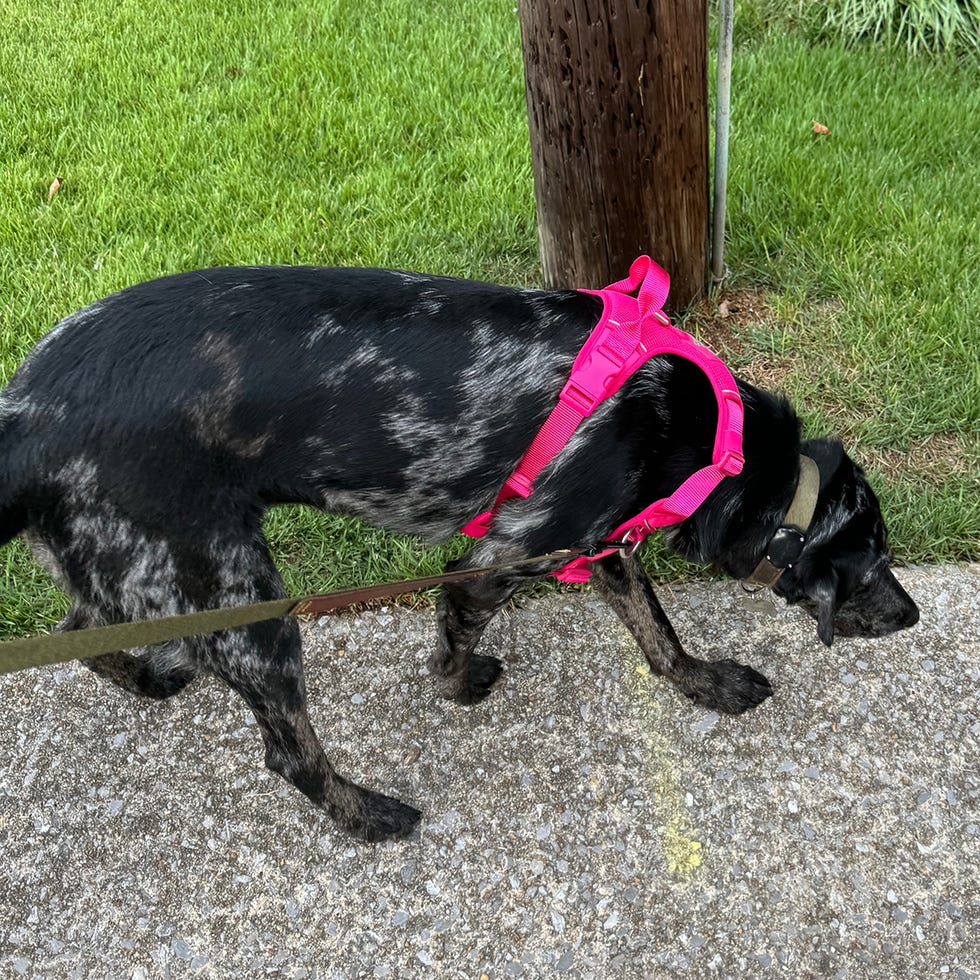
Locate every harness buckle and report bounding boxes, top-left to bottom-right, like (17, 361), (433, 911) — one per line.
(560, 340), (629, 415)
(765, 525), (807, 570)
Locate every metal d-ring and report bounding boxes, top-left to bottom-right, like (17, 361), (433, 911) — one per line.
(597, 532), (644, 558)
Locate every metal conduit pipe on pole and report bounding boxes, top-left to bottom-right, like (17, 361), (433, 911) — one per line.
(711, 0), (734, 291)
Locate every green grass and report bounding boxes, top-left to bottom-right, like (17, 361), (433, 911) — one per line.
(1, 0), (977, 636)
(823, 0), (980, 54)
(713, 31), (979, 559)
(735, 0), (980, 53)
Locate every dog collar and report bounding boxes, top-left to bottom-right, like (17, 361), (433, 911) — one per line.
(744, 455), (820, 589)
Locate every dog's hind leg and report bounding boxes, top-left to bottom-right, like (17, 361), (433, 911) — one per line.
(591, 551), (773, 714)
(29, 534), (199, 700)
(209, 617), (421, 841)
(56, 600), (197, 701)
(201, 544), (421, 842)
(83, 646), (198, 700)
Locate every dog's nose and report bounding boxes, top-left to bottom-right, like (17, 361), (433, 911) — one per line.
(903, 602), (920, 629)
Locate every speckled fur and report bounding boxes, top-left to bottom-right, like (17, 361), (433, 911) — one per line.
(0, 265), (918, 841)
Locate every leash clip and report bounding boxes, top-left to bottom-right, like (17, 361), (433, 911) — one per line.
(597, 530), (644, 558)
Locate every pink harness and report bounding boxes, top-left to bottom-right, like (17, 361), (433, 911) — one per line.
(461, 256), (745, 582)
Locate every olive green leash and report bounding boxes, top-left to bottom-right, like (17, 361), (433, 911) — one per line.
(0, 548), (587, 676)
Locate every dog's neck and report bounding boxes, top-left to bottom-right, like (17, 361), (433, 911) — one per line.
(661, 377), (803, 579)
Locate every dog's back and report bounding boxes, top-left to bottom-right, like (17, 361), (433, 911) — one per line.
(1, 266), (596, 542)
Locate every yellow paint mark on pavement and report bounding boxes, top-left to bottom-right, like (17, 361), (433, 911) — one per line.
(630, 664), (703, 880)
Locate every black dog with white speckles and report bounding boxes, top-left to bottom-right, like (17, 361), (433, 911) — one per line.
(0, 266), (918, 840)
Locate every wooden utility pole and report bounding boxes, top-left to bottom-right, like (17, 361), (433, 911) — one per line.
(518, 0), (709, 311)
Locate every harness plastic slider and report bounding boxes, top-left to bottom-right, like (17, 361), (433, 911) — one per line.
(717, 446), (745, 477)
(502, 471), (534, 499)
(559, 379), (602, 416)
(714, 390), (745, 475)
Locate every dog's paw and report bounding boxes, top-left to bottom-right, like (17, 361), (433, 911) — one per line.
(685, 658), (773, 715)
(348, 788), (423, 843)
(448, 653), (505, 706)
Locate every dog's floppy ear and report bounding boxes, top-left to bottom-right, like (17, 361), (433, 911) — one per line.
(810, 568), (839, 647)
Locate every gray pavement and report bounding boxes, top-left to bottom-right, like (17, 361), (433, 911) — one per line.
(1, 564), (977, 978)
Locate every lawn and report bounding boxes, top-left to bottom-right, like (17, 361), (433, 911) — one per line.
(1, 0), (977, 635)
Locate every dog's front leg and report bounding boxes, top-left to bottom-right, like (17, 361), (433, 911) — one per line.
(591, 551), (773, 714)
(432, 542), (567, 706)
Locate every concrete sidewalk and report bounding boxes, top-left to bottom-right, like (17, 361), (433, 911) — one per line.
(1, 564), (977, 978)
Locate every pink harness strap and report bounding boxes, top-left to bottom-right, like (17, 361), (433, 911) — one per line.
(461, 256), (744, 582)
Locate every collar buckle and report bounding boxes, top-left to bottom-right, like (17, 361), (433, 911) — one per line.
(765, 525), (807, 570)
(744, 455), (820, 590)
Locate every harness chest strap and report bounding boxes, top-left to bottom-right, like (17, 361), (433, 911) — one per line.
(461, 256), (746, 582)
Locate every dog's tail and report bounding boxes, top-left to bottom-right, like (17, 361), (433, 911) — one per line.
(0, 412), (31, 548)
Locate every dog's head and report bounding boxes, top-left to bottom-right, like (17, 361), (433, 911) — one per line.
(773, 438), (919, 647)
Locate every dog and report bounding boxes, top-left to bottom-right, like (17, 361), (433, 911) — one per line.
(0, 265), (919, 841)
